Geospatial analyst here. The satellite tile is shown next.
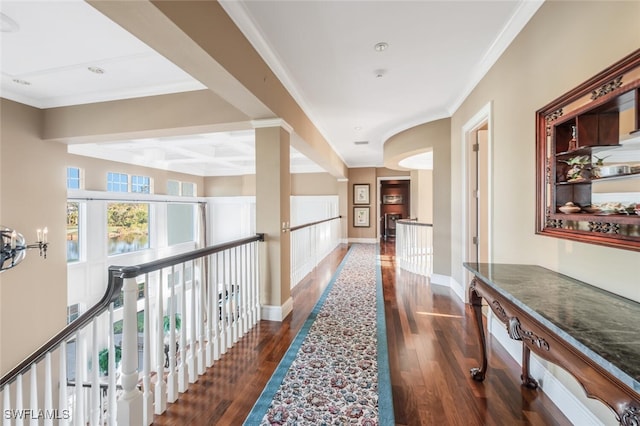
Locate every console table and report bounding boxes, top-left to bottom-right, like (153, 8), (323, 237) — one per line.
(463, 263), (639, 425)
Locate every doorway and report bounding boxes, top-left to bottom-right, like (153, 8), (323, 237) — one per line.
(462, 103), (492, 299)
(378, 177), (410, 240)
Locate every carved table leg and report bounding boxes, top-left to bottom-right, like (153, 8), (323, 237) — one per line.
(521, 343), (539, 389)
(469, 278), (487, 381)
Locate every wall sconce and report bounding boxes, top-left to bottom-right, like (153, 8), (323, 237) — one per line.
(0, 226), (48, 272)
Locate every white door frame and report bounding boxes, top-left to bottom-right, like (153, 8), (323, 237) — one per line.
(461, 102), (493, 302)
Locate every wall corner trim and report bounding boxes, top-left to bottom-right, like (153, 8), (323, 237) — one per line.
(261, 297), (293, 322)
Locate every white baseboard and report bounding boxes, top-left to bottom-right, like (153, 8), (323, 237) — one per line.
(261, 297), (293, 322)
(348, 238), (378, 244)
(487, 313), (603, 426)
(431, 274), (465, 302)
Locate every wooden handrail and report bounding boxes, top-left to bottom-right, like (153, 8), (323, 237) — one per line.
(396, 219), (433, 227)
(289, 216), (341, 232)
(0, 233), (264, 387)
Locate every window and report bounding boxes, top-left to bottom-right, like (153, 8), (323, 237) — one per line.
(107, 203), (149, 255)
(67, 202), (80, 262)
(107, 172), (128, 192)
(168, 180), (196, 196)
(167, 204), (195, 245)
(181, 182), (195, 197)
(67, 167), (81, 189)
(131, 175), (151, 194)
(67, 303), (81, 324)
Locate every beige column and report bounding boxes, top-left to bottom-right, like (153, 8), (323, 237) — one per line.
(255, 121), (292, 321)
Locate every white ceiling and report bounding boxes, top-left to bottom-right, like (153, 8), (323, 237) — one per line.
(0, 0), (542, 175)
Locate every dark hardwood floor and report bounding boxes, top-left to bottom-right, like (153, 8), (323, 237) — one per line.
(154, 241), (570, 425)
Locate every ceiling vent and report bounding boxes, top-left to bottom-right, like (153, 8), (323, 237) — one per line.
(354, 141), (369, 145)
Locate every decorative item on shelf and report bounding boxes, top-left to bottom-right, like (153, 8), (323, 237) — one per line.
(567, 125), (578, 151)
(558, 202), (581, 214)
(591, 155), (610, 178)
(0, 226), (48, 272)
(560, 155), (591, 182)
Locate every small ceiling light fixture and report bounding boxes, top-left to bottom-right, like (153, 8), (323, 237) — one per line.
(374, 42), (388, 52)
(12, 78), (31, 86)
(374, 69), (386, 78)
(88, 66), (105, 74)
(354, 126), (362, 131)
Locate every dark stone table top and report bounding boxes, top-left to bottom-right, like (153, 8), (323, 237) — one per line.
(463, 262), (640, 393)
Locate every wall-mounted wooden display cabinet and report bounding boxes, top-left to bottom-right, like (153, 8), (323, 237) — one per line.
(536, 49), (640, 251)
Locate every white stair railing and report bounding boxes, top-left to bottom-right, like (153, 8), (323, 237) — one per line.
(290, 216), (342, 288)
(395, 219), (433, 277)
(0, 234), (264, 425)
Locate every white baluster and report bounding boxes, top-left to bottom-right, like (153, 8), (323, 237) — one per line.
(198, 256), (216, 374)
(74, 331), (84, 426)
(154, 272), (167, 415)
(58, 341), (69, 426)
(90, 318), (100, 426)
(15, 374), (23, 426)
(141, 278), (153, 426)
(211, 254), (221, 362)
(107, 304), (117, 426)
(241, 244), (248, 335)
(29, 364), (38, 426)
(178, 263), (188, 392)
(190, 259), (200, 376)
(166, 268), (178, 403)
(255, 241), (261, 323)
(116, 277), (143, 425)
(2, 384), (10, 426)
(44, 353), (53, 426)
(232, 247), (239, 344)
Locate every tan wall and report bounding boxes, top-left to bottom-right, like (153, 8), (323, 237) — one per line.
(410, 169), (433, 223)
(449, 2), (640, 422)
(384, 118), (451, 275)
(204, 175), (256, 197)
(0, 99), (68, 375)
(291, 173), (339, 195)
(348, 168), (377, 239)
(67, 153), (204, 195)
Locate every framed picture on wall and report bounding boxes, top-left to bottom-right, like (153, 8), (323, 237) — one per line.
(383, 194), (403, 205)
(353, 207), (370, 227)
(353, 184), (370, 205)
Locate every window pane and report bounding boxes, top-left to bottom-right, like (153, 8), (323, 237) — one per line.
(167, 204), (195, 245)
(181, 182), (195, 197)
(167, 180), (180, 196)
(67, 167), (81, 190)
(107, 203), (149, 255)
(132, 175), (151, 193)
(107, 172), (128, 192)
(67, 202), (80, 262)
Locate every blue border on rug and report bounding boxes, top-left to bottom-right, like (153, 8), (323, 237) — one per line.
(376, 244), (395, 425)
(243, 244), (356, 425)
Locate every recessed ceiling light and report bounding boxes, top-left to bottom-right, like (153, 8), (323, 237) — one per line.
(375, 69), (386, 78)
(12, 78), (31, 86)
(88, 66), (105, 74)
(354, 126), (362, 131)
(374, 42), (388, 52)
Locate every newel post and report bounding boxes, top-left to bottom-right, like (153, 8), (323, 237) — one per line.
(117, 273), (143, 425)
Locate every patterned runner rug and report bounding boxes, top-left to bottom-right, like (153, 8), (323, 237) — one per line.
(244, 244), (394, 425)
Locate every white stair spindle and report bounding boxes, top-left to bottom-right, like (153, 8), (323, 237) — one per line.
(2, 384), (10, 426)
(29, 364), (38, 426)
(241, 244), (248, 335)
(189, 260), (199, 377)
(212, 254), (221, 362)
(254, 241), (261, 323)
(178, 263), (188, 392)
(107, 304), (117, 426)
(15, 374), (23, 426)
(90, 318), (100, 426)
(154, 273), (167, 415)
(198, 256), (215, 375)
(116, 276), (143, 425)
(167, 267), (178, 403)
(44, 353), (53, 426)
(142, 277), (153, 426)
(232, 247), (239, 344)
(58, 341), (69, 426)
(74, 331), (84, 426)
(225, 251), (232, 351)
